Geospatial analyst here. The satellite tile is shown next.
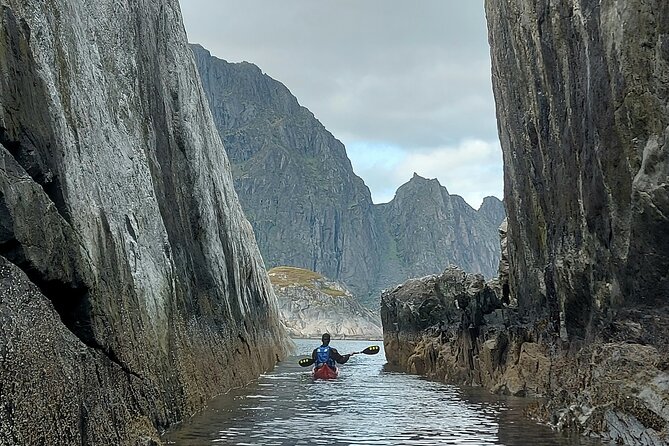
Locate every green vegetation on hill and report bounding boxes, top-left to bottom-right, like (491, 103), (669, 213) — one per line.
(268, 266), (346, 297)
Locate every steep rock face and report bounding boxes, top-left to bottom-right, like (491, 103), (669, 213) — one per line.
(269, 266), (382, 339)
(191, 44), (385, 303)
(377, 174), (503, 281)
(191, 45), (506, 305)
(383, 1), (668, 442)
(485, 0), (669, 435)
(0, 1), (287, 443)
(486, 0), (669, 336)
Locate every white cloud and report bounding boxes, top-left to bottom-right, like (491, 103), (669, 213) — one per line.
(347, 140), (503, 207)
(180, 0), (503, 208)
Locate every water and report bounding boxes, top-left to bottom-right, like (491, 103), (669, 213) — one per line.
(164, 339), (601, 446)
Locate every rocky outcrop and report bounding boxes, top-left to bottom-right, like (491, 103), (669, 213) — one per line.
(191, 44), (506, 306)
(269, 266), (382, 340)
(0, 1), (287, 444)
(383, 1), (669, 443)
(381, 268), (669, 444)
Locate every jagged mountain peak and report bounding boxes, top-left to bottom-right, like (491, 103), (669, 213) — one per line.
(478, 195), (506, 227)
(394, 173), (450, 200)
(191, 43), (302, 123)
(192, 43), (505, 304)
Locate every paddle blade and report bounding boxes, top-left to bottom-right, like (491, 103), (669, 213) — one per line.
(361, 345), (380, 355)
(298, 357), (314, 367)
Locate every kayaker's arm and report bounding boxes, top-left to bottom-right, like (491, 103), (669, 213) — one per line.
(329, 348), (352, 364)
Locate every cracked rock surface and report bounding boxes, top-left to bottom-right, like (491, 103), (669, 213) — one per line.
(0, 0), (288, 443)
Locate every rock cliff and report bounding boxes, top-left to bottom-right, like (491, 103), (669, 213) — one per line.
(377, 174), (504, 283)
(191, 44), (505, 305)
(0, 1), (287, 444)
(486, 0), (669, 336)
(269, 266), (382, 340)
(382, 1), (669, 443)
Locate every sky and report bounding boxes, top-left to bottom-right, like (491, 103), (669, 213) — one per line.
(180, 1), (503, 208)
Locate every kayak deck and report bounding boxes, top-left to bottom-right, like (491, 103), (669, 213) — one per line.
(312, 364), (339, 380)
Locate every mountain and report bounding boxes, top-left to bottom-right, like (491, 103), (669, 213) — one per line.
(0, 2), (287, 443)
(269, 266), (382, 339)
(478, 196), (506, 227)
(191, 44), (506, 305)
(377, 174), (503, 282)
(191, 43), (385, 302)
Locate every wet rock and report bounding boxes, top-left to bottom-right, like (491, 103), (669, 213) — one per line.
(382, 270), (669, 442)
(0, 0), (288, 443)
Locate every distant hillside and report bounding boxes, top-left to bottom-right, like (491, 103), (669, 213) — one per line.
(192, 44), (505, 306)
(268, 266), (382, 340)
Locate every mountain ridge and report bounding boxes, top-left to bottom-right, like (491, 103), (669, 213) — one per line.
(192, 43), (505, 306)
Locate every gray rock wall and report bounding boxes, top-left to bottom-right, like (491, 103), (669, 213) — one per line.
(381, 2), (669, 443)
(485, 0), (669, 337)
(0, 1), (287, 443)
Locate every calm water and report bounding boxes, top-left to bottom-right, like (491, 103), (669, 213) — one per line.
(164, 339), (601, 446)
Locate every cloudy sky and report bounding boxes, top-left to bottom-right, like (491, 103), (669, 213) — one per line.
(180, 1), (502, 208)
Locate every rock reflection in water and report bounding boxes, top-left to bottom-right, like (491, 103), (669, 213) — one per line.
(164, 340), (601, 446)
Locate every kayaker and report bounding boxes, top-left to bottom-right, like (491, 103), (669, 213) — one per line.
(312, 333), (353, 369)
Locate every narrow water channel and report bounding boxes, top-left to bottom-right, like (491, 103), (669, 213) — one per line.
(164, 340), (602, 445)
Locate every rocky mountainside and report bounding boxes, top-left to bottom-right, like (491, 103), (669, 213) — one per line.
(191, 44), (506, 305)
(478, 196), (507, 228)
(269, 266), (382, 340)
(0, 1), (287, 444)
(382, 1), (669, 443)
(377, 174), (504, 283)
(191, 43), (385, 304)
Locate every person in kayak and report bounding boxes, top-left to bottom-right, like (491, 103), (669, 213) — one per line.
(312, 333), (353, 370)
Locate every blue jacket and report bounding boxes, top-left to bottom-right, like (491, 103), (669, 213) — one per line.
(311, 344), (350, 368)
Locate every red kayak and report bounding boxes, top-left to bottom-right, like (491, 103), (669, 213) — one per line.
(312, 364), (339, 380)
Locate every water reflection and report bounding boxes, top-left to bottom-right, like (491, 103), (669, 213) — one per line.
(164, 339), (601, 446)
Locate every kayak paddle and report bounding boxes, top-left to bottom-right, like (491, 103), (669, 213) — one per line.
(298, 357), (315, 367)
(297, 345), (380, 367)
